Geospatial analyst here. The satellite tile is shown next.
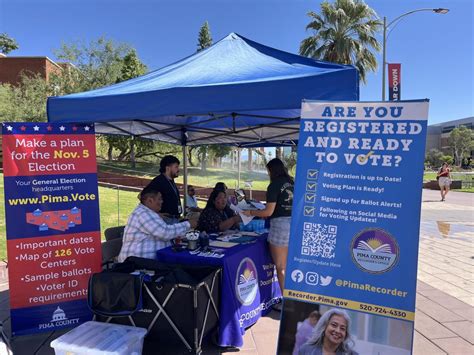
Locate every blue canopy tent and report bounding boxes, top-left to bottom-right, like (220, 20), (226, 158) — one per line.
(47, 33), (359, 186)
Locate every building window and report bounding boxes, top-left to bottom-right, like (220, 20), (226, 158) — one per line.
(442, 126), (455, 133)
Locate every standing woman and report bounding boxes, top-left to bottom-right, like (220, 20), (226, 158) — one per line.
(243, 158), (294, 292)
(437, 162), (452, 201)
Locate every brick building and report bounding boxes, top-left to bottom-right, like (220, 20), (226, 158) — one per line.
(0, 54), (64, 85)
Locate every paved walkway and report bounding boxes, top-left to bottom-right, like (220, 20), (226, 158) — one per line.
(0, 189), (472, 354)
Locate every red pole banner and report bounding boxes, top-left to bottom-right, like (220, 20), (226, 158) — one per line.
(388, 63), (401, 101)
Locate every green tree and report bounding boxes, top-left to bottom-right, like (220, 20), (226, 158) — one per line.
(51, 39), (150, 166)
(53, 37), (131, 93)
(197, 21), (213, 52)
(208, 145), (232, 166)
(440, 155), (454, 166)
(196, 21), (214, 170)
(425, 148), (444, 168)
(282, 151), (297, 176)
(117, 49), (147, 83)
(110, 48), (148, 167)
(0, 73), (51, 122)
(448, 126), (474, 166)
(300, 0), (381, 83)
(0, 33), (19, 54)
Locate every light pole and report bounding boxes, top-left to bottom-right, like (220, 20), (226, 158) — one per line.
(382, 8), (449, 101)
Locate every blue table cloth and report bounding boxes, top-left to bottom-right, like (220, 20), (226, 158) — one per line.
(156, 235), (281, 347)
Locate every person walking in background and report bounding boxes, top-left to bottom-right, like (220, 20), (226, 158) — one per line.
(145, 155), (183, 223)
(293, 311), (322, 355)
(243, 158), (294, 298)
(299, 309), (358, 355)
(437, 162), (452, 202)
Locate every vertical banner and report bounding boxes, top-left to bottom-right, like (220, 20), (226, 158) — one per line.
(389, 63), (402, 101)
(278, 101), (428, 355)
(2, 122), (101, 336)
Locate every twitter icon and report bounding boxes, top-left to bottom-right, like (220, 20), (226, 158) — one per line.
(320, 275), (332, 286)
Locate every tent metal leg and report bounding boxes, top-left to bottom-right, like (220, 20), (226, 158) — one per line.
(237, 148), (241, 188)
(183, 145), (188, 208)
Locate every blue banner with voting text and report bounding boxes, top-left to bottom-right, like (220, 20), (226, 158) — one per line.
(277, 101), (429, 355)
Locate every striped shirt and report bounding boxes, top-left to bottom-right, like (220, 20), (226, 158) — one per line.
(118, 203), (190, 262)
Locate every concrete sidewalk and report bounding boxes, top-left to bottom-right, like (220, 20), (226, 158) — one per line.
(0, 189), (472, 354)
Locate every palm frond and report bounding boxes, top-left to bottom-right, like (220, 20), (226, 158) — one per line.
(300, 0), (381, 84)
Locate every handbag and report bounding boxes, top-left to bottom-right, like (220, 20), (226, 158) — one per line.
(88, 271), (145, 317)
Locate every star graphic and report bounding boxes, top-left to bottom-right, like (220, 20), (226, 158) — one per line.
(72, 126), (78, 131)
(33, 125), (40, 131)
(6, 125), (13, 131)
(84, 126), (90, 131)
(47, 126), (53, 131)
(20, 126), (26, 131)
(59, 126), (66, 131)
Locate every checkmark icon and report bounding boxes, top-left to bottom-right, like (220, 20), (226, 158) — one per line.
(358, 151), (374, 163)
(307, 169), (318, 180)
(305, 193), (316, 203)
(306, 182), (317, 191)
(304, 206), (315, 216)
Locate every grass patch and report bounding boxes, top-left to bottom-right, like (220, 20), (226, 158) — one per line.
(424, 171), (474, 182)
(98, 160), (271, 190)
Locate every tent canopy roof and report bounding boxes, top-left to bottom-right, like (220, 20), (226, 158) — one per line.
(47, 33), (359, 146)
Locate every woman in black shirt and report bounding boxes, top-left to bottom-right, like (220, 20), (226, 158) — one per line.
(243, 158), (294, 292)
(198, 190), (240, 233)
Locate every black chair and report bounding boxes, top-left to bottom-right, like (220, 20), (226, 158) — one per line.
(101, 239), (123, 269)
(104, 226), (125, 241)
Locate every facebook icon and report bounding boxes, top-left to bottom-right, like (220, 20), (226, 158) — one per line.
(291, 269), (304, 283)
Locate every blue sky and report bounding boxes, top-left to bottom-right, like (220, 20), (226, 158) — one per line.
(1, 0), (472, 124)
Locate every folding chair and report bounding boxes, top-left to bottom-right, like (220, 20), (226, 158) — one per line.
(101, 238), (123, 269)
(104, 226), (125, 241)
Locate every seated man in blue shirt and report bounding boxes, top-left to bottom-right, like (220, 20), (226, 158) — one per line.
(185, 185), (202, 213)
(118, 185), (198, 261)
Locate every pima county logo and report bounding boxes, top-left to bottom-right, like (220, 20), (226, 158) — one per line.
(351, 228), (399, 274)
(235, 258), (258, 305)
(38, 306), (80, 330)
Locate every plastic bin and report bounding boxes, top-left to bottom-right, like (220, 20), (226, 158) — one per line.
(239, 219), (266, 233)
(50, 321), (147, 355)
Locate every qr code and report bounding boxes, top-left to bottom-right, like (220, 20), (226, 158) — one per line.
(301, 222), (337, 258)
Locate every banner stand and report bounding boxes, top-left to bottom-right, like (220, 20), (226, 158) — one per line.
(2, 122), (102, 336)
(277, 100), (429, 355)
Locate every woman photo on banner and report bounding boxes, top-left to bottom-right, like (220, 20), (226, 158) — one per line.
(298, 308), (358, 355)
(293, 310), (322, 355)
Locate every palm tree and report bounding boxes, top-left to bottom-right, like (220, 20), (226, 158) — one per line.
(300, 0), (381, 83)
